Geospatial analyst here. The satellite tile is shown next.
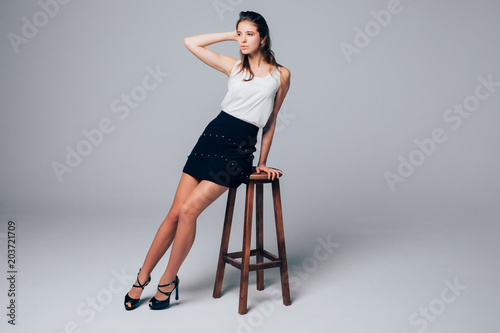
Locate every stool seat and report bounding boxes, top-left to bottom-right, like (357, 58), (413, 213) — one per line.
(213, 168), (291, 314)
(246, 170), (283, 182)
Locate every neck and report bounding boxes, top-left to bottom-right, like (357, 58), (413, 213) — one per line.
(246, 52), (266, 68)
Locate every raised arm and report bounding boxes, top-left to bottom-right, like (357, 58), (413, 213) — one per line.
(256, 66), (291, 180)
(184, 31), (239, 77)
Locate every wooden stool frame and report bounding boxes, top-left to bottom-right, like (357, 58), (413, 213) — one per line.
(213, 174), (291, 314)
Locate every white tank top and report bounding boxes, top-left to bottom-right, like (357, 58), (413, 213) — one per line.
(221, 59), (281, 128)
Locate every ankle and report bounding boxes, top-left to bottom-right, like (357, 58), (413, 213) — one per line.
(159, 274), (177, 286)
(138, 269), (150, 282)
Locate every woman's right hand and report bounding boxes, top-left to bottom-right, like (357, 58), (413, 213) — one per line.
(231, 30), (239, 41)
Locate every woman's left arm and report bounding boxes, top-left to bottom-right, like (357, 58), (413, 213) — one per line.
(256, 66), (291, 180)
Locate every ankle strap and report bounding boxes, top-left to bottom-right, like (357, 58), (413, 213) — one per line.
(158, 276), (178, 288)
(157, 276), (178, 296)
(132, 269), (150, 290)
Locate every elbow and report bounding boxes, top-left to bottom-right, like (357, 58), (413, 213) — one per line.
(262, 124), (275, 137)
(264, 116), (278, 133)
(184, 37), (194, 50)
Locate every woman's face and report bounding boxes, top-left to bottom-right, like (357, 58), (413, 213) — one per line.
(237, 20), (262, 55)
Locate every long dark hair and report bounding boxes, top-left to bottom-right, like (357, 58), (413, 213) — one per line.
(236, 11), (281, 81)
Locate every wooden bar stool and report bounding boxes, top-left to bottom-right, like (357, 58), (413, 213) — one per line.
(212, 170), (291, 315)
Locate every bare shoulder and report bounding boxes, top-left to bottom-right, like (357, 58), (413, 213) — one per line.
(278, 66), (291, 86)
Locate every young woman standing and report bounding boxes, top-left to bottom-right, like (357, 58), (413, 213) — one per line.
(124, 11), (290, 310)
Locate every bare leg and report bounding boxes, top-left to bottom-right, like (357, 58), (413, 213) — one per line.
(125, 173), (199, 307)
(150, 180), (229, 303)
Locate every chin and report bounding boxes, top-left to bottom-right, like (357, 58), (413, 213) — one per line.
(241, 48), (255, 55)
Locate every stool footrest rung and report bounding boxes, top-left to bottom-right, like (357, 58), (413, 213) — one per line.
(249, 261), (282, 271)
(261, 249), (279, 261)
(223, 249), (282, 271)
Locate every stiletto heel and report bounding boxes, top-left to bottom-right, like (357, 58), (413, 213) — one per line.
(149, 276), (179, 310)
(124, 268), (151, 311)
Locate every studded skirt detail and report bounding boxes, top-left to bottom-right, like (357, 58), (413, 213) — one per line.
(182, 110), (259, 188)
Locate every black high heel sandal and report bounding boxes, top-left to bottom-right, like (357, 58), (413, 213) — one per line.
(149, 276), (179, 310)
(124, 268), (151, 311)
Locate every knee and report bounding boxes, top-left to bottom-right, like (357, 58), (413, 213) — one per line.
(178, 202), (198, 224)
(163, 210), (180, 227)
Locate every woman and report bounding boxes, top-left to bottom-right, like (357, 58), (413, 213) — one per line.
(124, 10), (290, 310)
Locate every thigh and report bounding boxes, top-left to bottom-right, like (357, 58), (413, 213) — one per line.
(168, 173), (201, 214)
(180, 180), (229, 219)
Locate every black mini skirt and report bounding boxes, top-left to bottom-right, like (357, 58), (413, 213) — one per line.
(182, 110), (259, 188)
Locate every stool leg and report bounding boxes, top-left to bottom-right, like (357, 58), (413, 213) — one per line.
(255, 183), (264, 291)
(213, 188), (237, 299)
(239, 181), (254, 314)
(272, 179), (291, 306)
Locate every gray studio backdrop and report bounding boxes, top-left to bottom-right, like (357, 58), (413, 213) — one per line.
(0, 0), (499, 332)
(1, 0), (498, 220)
